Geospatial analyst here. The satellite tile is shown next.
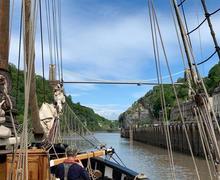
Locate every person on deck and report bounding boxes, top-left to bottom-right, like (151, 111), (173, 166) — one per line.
(55, 146), (90, 180)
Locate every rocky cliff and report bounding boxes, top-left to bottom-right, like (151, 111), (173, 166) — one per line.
(119, 96), (155, 129)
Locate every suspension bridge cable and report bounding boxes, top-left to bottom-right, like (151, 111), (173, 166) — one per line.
(39, 0), (46, 102)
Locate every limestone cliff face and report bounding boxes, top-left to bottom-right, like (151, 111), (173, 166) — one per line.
(119, 97), (154, 129)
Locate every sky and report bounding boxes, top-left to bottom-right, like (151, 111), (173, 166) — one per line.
(9, 0), (220, 120)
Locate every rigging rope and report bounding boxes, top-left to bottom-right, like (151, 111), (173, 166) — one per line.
(51, 0), (60, 81)
(179, 0), (193, 48)
(45, 0), (53, 65)
(16, 1), (39, 179)
(8, 0), (15, 55)
(171, 1), (220, 178)
(148, 1), (176, 179)
(187, 7), (220, 36)
(193, 50), (217, 66)
(187, 18), (206, 35)
(39, 0), (46, 102)
(58, 0), (63, 81)
(194, 108), (213, 180)
(16, 2), (23, 104)
(195, 1), (204, 71)
(153, 1), (201, 179)
(178, 0), (186, 7)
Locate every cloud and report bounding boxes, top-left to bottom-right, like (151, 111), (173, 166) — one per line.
(84, 103), (128, 120)
(8, 0), (220, 120)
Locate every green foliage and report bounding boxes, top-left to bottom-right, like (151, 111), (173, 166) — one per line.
(66, 96), (118, 131)
(9, 64), (117, 130)
(205, 63), (220, 94)
(126, 63), (220, 121)
(142, 80), (188, 118)
(9, 63), (54, 123)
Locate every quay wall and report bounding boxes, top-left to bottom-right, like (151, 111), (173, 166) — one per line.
(121, 123), (220, 157)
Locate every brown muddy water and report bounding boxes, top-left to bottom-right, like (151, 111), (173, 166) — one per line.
(94, 132), (212, 180)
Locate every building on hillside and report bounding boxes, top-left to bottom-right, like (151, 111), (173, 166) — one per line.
(170, 100), (196, 122)
(213, 86), (220, 118)
(170, 95), (213, 122)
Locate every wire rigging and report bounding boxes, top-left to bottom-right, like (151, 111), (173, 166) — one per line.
(39, 0), (46, 102)
(45, 0), (53, 65)
(178, 0), (186, 7)
(179, 0), (193, 48)
(149, 1), (176, 179)
(16, 2), (23, 105)
(193, 50), (217, 66)
(57, 0), (63, 81)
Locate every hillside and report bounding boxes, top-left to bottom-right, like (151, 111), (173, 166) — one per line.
(120, 63), (220, 125)
(8, 64), (118, 131)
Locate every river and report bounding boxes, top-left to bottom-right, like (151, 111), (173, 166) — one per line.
(94, 132), (212, 180)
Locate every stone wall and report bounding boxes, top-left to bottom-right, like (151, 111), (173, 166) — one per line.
(120, 122), (216, 157)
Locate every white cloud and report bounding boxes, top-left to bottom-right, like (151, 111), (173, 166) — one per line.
(84, 103), (128, 120)
(8, 1), (220, 120)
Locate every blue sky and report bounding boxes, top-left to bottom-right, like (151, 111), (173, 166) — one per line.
(9, 0), (220, 119)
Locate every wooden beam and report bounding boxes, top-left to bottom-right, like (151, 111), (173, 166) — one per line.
(0, 0), (10, 70)
(50, 150), (106, 167)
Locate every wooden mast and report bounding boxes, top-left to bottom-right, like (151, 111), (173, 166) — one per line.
(0, 0), (14, 141)
(24, 0), (44, 139)
(0, 0), (10, 71)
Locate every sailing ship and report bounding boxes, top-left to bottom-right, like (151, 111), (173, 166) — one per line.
(119, 0), (220, 179)
(0, 0), (146, 179)
(0, 0), (220, 179)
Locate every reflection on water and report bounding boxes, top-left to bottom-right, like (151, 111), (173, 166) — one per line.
(94, 132), (211, 180)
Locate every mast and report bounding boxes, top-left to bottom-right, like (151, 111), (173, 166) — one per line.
(0, 0), (10, 71)
(200, 0), (220, 61)
(0, 0), (14, 141)
(24, 0), (44, 139)
(171, 0), (197, 87)
(172, 0), (220, 178)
